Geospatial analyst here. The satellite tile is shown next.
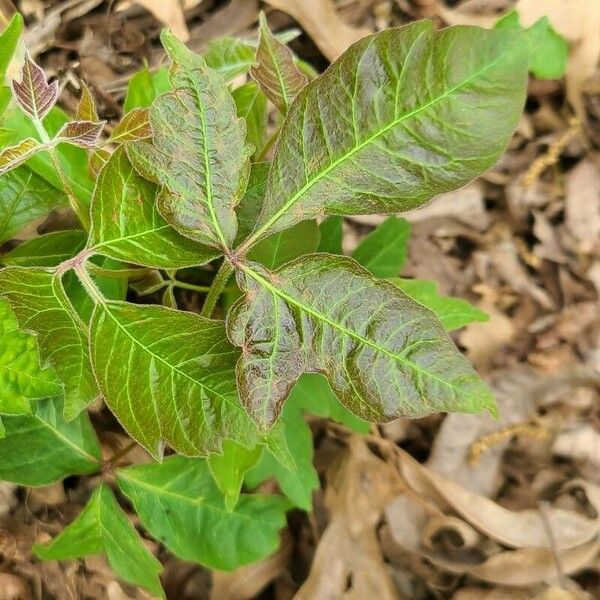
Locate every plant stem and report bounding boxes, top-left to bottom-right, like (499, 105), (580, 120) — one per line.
(74, 263), (105, 305)
(33, 119), (90, 230)
(201, 261), (234, 318)
(173, 280), (213, 293)
(105, 441), (137, 470)
(256, 127), (280, 162)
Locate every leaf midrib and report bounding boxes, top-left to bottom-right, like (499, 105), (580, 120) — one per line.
(254, 40), (518, 242)
(242, 263), (487, 402)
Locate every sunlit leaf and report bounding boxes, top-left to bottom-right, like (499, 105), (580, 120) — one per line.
(75, 82), (99, 121)
(0, 267), (98, 418)
(11, 53), (59, 121)
(0, 298), (59, 417)
(228, 254), (496, 427)
(117, 456), (289, 570)
(124, 65), (170, 113)
(392, 278), (489, 331)
(0, 167), (67, 244)
(352, 216), (410, 277)
(89, 301), (261, 458)
(249, 21), (528, 242)
(127, 31), (248, 249)
(1, 230), (86, 267)
(0, 398), (101, 485)
(0, 13), (24, 81)
(0, 137), (44, 175)
(35, 484), (164, 598)
(89, 148), (220, 269)
(251, 13), (307, 114)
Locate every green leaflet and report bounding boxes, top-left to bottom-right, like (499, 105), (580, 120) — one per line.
(117, 456), (289, 571)
(352, 216), (411, 277)
(228, 254), (495, 427)
(1, 230), (86, 267)
(0, 267), (98, 418)
(0, 298), (59, 417)
(318, 216), (344, 254)
(208, 439), (262, 511)
(34, 484), (164, 598)
(123, 66), (170, 112)
(89, 301), (260, 458)
(0, 398), (101, 485)
(495, 11), (568, 80)
(0, 13), (23, 80)
(233, 82), (268, 158)
(251, 13), (307, 114)
(235, 161), (270, 243)
(0, 167), (67, 244)
(127, 31), (248, 249)
(249, 220), (320, 270)
(245, 390), (318, 511)
(89, 148), (220, 269)
(392, 278), (488, 331)
(202, 37), (256, 82)
(247, 21), (528, 243)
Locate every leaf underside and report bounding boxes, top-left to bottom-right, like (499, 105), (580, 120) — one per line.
(228, 254), (495, 428)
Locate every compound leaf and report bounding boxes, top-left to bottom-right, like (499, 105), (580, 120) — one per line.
(34, 484), (164, 599)
(1, 230), (87, 267)
(89, 148), (220, 269)
(0, 267), (98, 418)
(0, 137), (44, 175)
(89, 301), (261, 459)
(392, 278), (488, 331)
(208, 439), (262, 511)
(127, 30), (248, 249)
(0, 167), (67, 244)
(251, 21), (528, 241)
(352, 216), (410, 277)
(117, 456), (289, 571)
(228, 254), (495, 428)
(0, 298), (59, 416)
(0, 398), (101, 485)
(251, 13), (307, 114)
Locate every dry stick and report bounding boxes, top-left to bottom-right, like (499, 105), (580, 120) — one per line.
(539, 500), (568, 589)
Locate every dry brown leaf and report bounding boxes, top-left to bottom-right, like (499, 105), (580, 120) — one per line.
(565, 159), (600, 254)
(0, 482), (17, 517)
(452, 587), (531, 600)
(426, 367), (538, 497)
(396, 448), (599, 550)
(553, 425), (600, 473)
(296, 438), (402, 599)
(124, 0), (189, 41)
(533, 586), (590, 600)
(0, 573), (33, 600)
(263, 0), (370, 61)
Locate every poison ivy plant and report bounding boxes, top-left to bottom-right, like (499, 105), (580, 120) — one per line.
(0, 12), (534, 598)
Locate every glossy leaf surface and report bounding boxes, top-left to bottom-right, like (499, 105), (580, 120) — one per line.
(228, 254), (495, 427)
(352, 216), (410, 277)
(89, 148), (220, 268)
(117, 456), (289, 570)
(0, 298), (59, 417)
(127, 31), (247, 249)
(251, 21), (528, 241)
(0, 167), (67, 244)
(392, 278), (488, 331)
(90, 301), (260, 458)
(35, 484), (164, 598)
(251, 14), (307, 113)
(0, 398), (101, 485)
(0, 267), (98, 418)
(1, 230), (86, 267)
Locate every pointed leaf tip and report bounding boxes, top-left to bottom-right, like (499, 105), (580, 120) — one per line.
(11, 53), (59, 121)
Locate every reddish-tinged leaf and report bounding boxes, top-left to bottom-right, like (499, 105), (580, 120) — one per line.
(57, 120), (105, 149)
(0, 138), (43, 175)
(89, 148), (110, 178)
(11, 53), (59, 121)
(251, 13), (307, 113)
(109, 108), (151, 144)
(76, 83), (99, 122)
